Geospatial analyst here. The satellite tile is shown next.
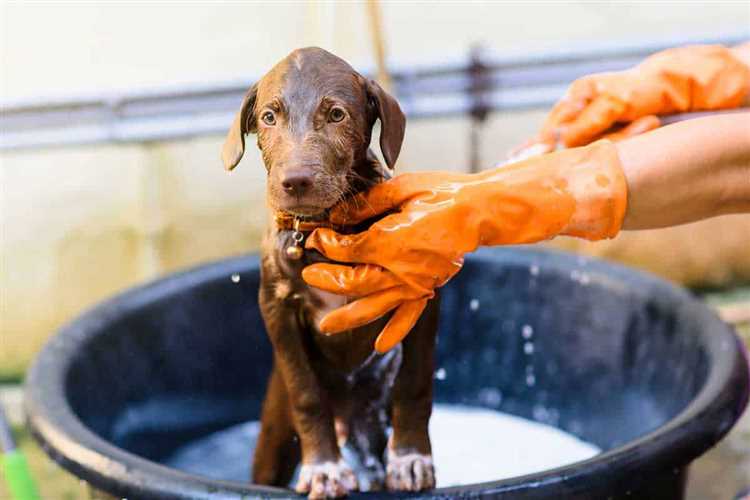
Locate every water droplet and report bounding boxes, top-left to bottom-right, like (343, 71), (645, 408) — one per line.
(477, 387), (503, 407)
(529, 264), (539, 276)
(469, 298), (480, 311)
(580, 273), (590, 285)
(434, 367), (447, 380)
(532, 404), (548, 422)
(525, 373), (536, 386)
(547, 408), (560, 425)
(231, 273), (241, 283)
(524, 342), (534, 355)
(522, 325), (534, 339)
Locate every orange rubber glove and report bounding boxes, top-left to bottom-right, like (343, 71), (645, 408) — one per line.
(303, 141), (628, 353)
(516, 44), (750, 156)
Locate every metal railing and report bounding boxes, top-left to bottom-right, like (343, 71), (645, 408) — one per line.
(1, 31), (747, 152)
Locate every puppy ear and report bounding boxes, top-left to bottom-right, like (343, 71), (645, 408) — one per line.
(366, 79), (406, 169)
(221, 84), (258, 171)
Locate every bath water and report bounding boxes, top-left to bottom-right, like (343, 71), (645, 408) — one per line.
(164, 403), (600, 488)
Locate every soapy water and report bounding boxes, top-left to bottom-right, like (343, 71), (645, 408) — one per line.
(164, 404), (600, 488)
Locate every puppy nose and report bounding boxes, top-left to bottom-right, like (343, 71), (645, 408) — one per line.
(281, 169), (313, 195)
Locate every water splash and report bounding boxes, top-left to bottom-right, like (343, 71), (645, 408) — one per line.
(532, 405), (560, 426)
(522, 325), (534, 339)
(163, 404), (600, 488)
(477, 387), (503, 408)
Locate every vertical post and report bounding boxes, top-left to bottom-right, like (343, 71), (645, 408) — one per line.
(366, 0), (393, 91)
(138, 142), (169, 280)
(468, 44), (490, 173)
(306, 0), (337, 51)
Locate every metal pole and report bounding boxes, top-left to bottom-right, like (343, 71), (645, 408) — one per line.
(366, 0), (393, 91)
(468, 45), (490, 172)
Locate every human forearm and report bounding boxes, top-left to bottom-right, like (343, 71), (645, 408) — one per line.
(617, 112), (750, 230)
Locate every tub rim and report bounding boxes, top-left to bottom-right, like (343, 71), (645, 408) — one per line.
(24, 247), (750, 499)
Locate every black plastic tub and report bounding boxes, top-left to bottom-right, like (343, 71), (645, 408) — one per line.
(25, 248), (749, 499)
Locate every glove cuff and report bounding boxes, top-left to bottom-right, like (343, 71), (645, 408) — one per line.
(560, 141), (628, 240)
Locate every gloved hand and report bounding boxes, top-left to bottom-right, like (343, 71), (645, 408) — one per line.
(514, 44), (750, 157)
(303, 141), (628, 352)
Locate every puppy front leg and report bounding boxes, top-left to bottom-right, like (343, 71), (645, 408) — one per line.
(387, 296), (440, 492)
(252, 365), (299, 486)
(260, 298), (357, 499)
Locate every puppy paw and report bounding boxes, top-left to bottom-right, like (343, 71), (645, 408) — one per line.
(295, 459), (359, 499)
(385, 451), (435, 491)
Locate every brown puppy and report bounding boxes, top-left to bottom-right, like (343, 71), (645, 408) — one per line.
(222, 47), (440, 499)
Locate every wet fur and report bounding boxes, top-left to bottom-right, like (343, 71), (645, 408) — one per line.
(222, 47), (439, 497)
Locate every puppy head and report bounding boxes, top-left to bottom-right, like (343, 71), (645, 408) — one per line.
(222, 47), (405, 217)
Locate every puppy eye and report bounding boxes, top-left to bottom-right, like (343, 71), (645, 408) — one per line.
(329, 107), (346, 123)
(261, 111), (276, 126)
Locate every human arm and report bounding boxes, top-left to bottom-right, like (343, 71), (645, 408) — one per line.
(303, 113), (750, 352)
(513, 43), (750, 157)
(618, 112), (750, 229)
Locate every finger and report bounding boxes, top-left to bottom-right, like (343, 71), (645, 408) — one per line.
(305, 227), (373, 264)
(539, 79), (596, 135)
(302, 263), (402, 296)
(559, 94), (627, 147)
(601, 115), (661, 142)
(374, 298), (429, 353)
(330, 172), (465, 225)
(541, 98), (585, 135)
(329, 177), (408, 225)
(318, 285), (420, 334)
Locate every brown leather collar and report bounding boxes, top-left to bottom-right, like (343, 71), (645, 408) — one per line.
(274, 211), (346, 233)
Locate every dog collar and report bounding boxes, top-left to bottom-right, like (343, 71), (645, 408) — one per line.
(274, 211), (347, 260)
(274, 211), (346, 232)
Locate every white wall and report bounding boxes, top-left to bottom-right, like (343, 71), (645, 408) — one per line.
(3, 1), (748, 99)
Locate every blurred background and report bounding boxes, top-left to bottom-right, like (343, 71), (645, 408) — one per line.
(1, 1), (749, 498)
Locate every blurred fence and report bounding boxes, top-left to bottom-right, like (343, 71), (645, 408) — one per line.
(2, 31), (747, 152)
